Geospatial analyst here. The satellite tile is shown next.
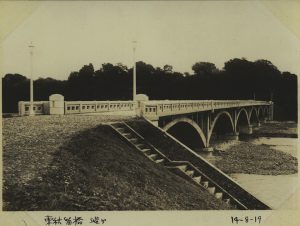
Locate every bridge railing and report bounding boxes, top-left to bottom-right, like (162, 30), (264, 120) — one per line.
(141, 100), (272, 119)
(64, 101), (136, 114)
(18, 101), (50, 116)
(18, 95), (272, 117)
(18, 100), (136, 116)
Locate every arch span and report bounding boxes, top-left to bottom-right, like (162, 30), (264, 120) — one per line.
(163, 117), (207, 148)
(262, 106), (268, 119)
(257, 107), (265, 120)
(236, 108), (250, 128)
(208, 111), (235, 146)
(249, 107), (259, 124)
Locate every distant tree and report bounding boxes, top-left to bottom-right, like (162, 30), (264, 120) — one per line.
(136, 61), (155, 76)
(253, 59), (281, 100)
(192, 62), (219, 76)
(223, 58), (254, 76)
(163, 64), (173, 73)
(184, 72), (191, 77)
(116, 63), (128, 72)
(77, 63), (94, 79)
(3, 73), (27, 84)
(34, 77), (65, 100)
(2, 59), (297, 121)
(2, 74), (29, 112)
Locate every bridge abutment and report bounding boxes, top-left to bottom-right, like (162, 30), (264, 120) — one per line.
(200, 147), (214, 152)
(253, 122), (261, 127)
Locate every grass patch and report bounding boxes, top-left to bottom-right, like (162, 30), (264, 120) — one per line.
(213, 141), (298, 175)
(3, 116), (230, 210)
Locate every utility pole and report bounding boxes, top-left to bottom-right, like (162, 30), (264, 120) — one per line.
(29, 42), (35, 116)
(132, 40), (137, 101)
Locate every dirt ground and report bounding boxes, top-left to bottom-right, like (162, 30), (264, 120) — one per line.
(200, 121), (298, 175)
(2, 115), (230, 210)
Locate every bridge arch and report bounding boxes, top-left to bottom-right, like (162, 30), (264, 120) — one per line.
(249, 107), (259, 124)
(162, 117), (207, 148)
(262, 106), (268, 119)
(236, 108), (250, 128)
(263, 106), (269, 118)
(208, 111), (235, 146)
(257, 107), (265, 120)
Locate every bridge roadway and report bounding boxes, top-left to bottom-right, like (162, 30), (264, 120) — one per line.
(140, 100), (272, 119)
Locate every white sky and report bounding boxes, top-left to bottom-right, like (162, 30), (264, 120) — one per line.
(1, 1), (300, 80)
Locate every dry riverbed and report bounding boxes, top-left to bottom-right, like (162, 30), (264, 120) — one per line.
(198, 121), (298, 209)
(199, 121), (298, 175)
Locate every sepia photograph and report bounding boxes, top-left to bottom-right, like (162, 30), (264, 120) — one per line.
(0, 1), (299, 225)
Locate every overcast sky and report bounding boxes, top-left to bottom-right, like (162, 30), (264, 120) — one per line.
(2, 1), (300, 80)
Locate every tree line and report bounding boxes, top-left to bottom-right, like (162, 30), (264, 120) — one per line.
(2, 58), (297, 121)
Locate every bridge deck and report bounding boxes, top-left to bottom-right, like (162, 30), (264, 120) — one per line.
(141, 100), (272, 120)
(19, 99), (272, 117)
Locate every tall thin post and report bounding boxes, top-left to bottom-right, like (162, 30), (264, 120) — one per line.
(29, 42), (35, 116)
(132, 41), (137, 101)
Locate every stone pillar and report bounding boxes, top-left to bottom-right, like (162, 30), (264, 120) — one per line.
(239, 125), (253, 135)
(136, 94), (149, 116)
(49, 94), (64, 115)
(269, 102), (274, 120)
(223, 132), (239, 141)
(201, 147), (214, 152)
(203, 113), (210, 147)
(18, 101), (25, 116)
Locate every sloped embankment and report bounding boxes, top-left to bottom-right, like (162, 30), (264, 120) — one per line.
(3, 116), (230, 210)
(126, 119), (271, 210)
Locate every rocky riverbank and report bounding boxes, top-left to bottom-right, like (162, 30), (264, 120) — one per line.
(198, 121), (298, 175)
(198, 121), (298, 209)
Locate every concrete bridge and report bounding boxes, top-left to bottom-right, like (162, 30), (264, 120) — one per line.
(19, 94), (273, 150)
(18, 95), (273, 209)
(139, 100), (273, 150)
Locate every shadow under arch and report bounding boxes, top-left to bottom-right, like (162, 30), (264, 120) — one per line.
(259, 106), (269, 120)
(257, 107), (266, 121)
(249, 108), (259, 124)
(236, 108), (252, 135)
(236, 108), (250, 128)
(262, 106), (269, 119)
(208, 111), (235, 146)
(163, 117), (207, 148)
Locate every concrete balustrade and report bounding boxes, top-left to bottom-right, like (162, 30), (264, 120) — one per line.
(18, 101), (50, 116)
(141, 100), (272, 120)
(64, 101), (135, 114)
(18, 94), (273, 119)
(18, 94), (136, 116)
